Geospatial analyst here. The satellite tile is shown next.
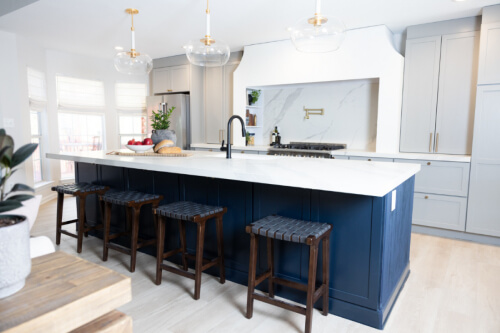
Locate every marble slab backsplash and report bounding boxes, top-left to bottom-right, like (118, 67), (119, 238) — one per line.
(262, 80), (379, 150)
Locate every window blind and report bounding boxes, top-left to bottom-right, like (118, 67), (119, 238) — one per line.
(56, 76), (105, 110)
(115, 82), (147, 110)
(27, 68), (47, 104)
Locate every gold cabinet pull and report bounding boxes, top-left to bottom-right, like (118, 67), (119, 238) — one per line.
(425, 196), (429, 199)
(436, 133), (439, 153)
(427, 162), (431, 166)
(368, 158), (372, 161)
(241, 151), (245, 154)
(429, 133), (433, 152)
(167, 89), (173, 92)
(208, 149), (213, 152)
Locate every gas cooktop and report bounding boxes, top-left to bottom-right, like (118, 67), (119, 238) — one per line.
(268, 142), (347, 158)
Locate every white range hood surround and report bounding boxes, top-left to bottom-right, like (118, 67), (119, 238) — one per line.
(233, 25), (404, 153)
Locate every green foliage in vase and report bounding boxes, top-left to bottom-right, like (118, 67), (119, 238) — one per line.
(150, 106), (176, 130)
(0, 129), (38, 213)
(251, 90), (261, 104)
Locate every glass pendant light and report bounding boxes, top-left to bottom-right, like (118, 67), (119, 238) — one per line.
(184, 0), (230, 67)
(290, 0), (346, 53)
(114, 8), (153, 75)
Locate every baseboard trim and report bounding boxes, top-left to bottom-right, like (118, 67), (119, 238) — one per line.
(412, 225), (500, 246)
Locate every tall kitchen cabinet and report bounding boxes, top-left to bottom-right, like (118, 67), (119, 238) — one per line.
(467, 6), (500, 238)
(205, 61), (239, 144)
(400, 30), (480, 155)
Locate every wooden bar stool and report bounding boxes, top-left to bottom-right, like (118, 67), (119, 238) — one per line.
(245, 215), (332, 333)
(51, 183), (109, 253)
(154, 201), (227, 300)
(100, 190), (163, 272)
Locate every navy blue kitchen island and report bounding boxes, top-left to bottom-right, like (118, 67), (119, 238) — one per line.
(48, 151), (419, 329)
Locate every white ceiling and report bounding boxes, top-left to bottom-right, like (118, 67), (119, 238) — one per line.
(0, 0), (498, 60)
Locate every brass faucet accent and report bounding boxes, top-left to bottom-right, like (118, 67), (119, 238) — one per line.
(304, 107), (324, 119)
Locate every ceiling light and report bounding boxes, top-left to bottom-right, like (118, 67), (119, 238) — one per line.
(184, 0), (230, 67)
(114, 8), (153, 75)
(290, 0), (346, 53)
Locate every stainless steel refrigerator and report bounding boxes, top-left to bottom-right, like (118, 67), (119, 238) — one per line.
(146, 93), (190, 149)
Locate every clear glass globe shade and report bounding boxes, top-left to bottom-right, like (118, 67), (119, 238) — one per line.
(290, 15), (346, 53)
(184, 39), (230, 67)
(113, 52), (153, 75)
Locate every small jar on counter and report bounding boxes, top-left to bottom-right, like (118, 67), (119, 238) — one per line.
(248, 133), (255, 146)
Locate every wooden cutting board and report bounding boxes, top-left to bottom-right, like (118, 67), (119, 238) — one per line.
(107, 151), (191, 157)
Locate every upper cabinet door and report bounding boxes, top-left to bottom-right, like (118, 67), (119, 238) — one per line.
(170, 65), (190, 92)
(478, 22), (500, 85)
(400, 36), (442, 153)
(435, 32), (480, 155)
(152, 68), (171, 94)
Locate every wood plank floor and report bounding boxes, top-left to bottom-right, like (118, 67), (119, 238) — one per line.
(31, 197), (500, 333)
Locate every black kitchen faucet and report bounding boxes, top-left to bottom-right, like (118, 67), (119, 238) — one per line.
(220, 115), (246, 159)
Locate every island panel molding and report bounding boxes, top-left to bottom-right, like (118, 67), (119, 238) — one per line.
(67, 159), (416, 330)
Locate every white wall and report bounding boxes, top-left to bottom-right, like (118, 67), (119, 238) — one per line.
(234, 25), (405, 153)
(258, 79), (379, 149)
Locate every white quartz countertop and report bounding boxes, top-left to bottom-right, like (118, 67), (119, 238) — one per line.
(47, 150), (420, 197)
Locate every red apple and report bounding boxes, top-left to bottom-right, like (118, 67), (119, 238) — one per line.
(143, 138), (153, 145)
(127, 139), (135, 145)
(134, 141), (143, 145)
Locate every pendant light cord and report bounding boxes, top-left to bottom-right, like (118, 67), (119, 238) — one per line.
(315, 0), (321, 15)
(205, 0), (211, 37)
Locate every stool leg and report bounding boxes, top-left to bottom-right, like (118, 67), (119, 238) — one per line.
(76, 195), (86, 253)
(305, 243), (319, 333)
(322, 235), (330, 316)
(246, 233), (258, 319)
(83, 206), (89, 238)
(178, 219), (188, 271)
(155, 215), (165, 285)
(194, 221), (206, 300)
(267, 238), (275, 298)
(216, 215), (225, 284)
(56, 192), (64, 245)
(130, 206), (141, 273)
(103, 202), (112, 261)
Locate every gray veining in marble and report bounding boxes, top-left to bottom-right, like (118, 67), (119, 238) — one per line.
(256, 79), (379, 149)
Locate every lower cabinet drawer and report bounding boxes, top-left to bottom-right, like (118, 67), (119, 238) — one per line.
(412, 193), (467, 231)
(349, 156), (394, 162)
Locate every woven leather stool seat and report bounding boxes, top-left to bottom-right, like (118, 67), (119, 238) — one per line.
(101, 190), (161, 206)
(155, 201), (224, 221)
(246, 215), (332, 333)
(51, 183), (107, 195)
(249, 215), (331, 244)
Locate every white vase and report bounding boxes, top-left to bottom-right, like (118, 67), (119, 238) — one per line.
(0, 216), (31, 299)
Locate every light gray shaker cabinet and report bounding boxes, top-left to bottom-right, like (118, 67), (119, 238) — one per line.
(477, 22), (500, 85)
(400, 36), (441, 154)
(466, 85), (500, 237)
(400, 32), (479, 155)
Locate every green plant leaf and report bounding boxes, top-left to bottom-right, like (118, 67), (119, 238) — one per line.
(6, 194), (34, 202)
(11, 143), (38, 169)
(0, 129), (5, 136)
(0, 133), (14, 167)
(10, 184), (35, 193)
(0, 201), (23, 213)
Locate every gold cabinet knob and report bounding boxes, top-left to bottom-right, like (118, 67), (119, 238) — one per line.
(241, 151), (245, 154)
(425, 196), (429, 199)
(368, 158), (372, 161)
(208, 149), (213, 152)
(427, 162), (431, 166)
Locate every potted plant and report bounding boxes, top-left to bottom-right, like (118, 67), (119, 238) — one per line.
(0, 129), (38, 299)
(248, 89), (261, 105)
(150, 105), (177, 145)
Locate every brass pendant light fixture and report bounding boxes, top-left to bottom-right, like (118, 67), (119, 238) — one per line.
(114, 8), (153, 75)
(290, 0), (346, 53)
(184, 0), (230, 67)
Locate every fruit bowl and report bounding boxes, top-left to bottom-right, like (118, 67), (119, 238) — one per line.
(125, 144), (154, 153)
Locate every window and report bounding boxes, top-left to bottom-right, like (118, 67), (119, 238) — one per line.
(56, 76), (105, 179)
(115, 82), (147, 147)
(27, 68), (47, 183)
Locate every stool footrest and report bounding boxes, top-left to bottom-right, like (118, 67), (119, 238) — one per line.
(161, 264), (195, 280)
(253, 293), (306, 315)
(109, 231), (130, 240)
(61, 219), (79, 225)
(313, 284), (326, 304)
(255, 270), (272, 288)
(107, 243), (132, 255)
(60, 230), (78, 239)
(201, 258), (220, 271)
(136, 239), (156, 249)
(274, 277), (308, 292)
(185, 254), (211, 265)
(162, 248), (183, 259)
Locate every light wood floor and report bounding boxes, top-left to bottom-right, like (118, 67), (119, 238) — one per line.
(31, 198), (500, 333)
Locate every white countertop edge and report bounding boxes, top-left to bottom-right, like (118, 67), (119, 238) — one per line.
(330, 150), (471, 162)
(47, 151), (420, 197)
